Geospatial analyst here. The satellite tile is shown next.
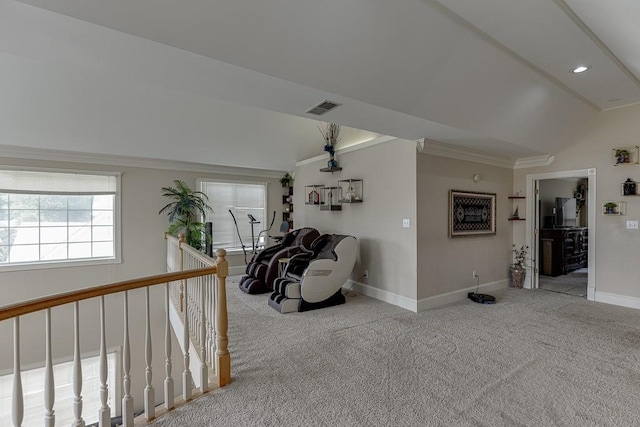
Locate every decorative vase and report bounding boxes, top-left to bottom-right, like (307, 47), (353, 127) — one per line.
(510, 267), (526, 288)
(328, 153), (338, 169)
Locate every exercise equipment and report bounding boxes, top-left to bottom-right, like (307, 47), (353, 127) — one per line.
(269, 234), (357, 313)
(229, 210), (276, 264)
(238, 227), (321, 294)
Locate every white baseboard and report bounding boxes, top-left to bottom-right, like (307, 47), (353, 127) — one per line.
(417, 279), (509, 312)
(594, 291), (640, 310)
(345, 280), (418, 312)
(345, 279), (509, 313)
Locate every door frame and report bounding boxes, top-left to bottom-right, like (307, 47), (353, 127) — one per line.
(525, 168), (596, 301)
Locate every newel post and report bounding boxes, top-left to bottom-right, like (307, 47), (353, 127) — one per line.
(214, 249), (231, 386)
(178, 234), (186, 312)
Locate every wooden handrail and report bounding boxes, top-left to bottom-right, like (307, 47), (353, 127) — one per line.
(0, 267), (217, 321)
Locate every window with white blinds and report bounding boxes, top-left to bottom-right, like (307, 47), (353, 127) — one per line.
(198, 180), (266, 250)
(0, 168), (120, 269)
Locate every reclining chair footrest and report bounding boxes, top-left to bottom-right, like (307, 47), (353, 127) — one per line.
(268, 292), (300, 314)
(298, 289), (345, 312)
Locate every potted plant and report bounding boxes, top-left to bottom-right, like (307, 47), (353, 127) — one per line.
(604, 202), (618, 214)
(280, 172), (293, 187)
(510, 244), (528, 288)
(615, 149), (630, 164)
(159, 180), (212, 250)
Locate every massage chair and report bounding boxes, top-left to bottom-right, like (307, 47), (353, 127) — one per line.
(268, 234), (357, 313)
(239, 227), (320, 294)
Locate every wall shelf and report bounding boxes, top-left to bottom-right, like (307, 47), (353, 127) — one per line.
(319, 166), (342, 173)
(320, 186), (342, 211)
(613, 146), (639, 166)
(508, 195), (525, 221)
(338, 179), (363, 203)
(305, 185), (323, 205)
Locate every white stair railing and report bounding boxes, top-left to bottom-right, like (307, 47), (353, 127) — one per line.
(1, 235), (229, 427)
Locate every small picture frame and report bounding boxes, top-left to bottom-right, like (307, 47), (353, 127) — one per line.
(449, 190), (496, 237)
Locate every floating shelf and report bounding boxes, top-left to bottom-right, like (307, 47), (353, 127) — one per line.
(319, 166), (342, 173)
(508, 196), (526, 199)
(508, 218), (526, 221)
(613, 146), (639, 166)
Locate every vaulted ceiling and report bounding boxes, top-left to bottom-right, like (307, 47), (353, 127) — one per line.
(1, 0), (638, 171)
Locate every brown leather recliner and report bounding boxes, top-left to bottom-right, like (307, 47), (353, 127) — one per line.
(238, 227), (320, 294)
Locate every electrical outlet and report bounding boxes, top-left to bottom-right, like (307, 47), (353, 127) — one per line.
(363, 270), (369, 279)
(627, 220), (638, 230)
(402, 218), (410, 228)
(472, 270), (478, 279)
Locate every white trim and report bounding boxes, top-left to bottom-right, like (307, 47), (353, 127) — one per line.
(525, 169), (596, 301)
(417, 139), (515, 169)
(513, 155), (555, 169)
(0, 145), (284, 178)
(295, 135), (396, 167)
(594, 291), (640, 310)
(416, 279), (509, 311)
(345, 280), (417, 312)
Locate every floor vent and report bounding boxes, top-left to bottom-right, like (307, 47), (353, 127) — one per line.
(306, 100), (341, 115)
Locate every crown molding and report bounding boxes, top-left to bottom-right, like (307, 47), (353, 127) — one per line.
(416, 139), (515, 169)
(0, 145), (284, 178)
(513, 155), (555, 169)
(295, 135), (396, 167)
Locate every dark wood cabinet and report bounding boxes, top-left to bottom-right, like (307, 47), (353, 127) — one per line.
(540, 228), (588, 276)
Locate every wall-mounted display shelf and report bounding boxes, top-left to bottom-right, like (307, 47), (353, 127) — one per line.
(613, 146), (639, 166)
(602, 201), (624, 215)
(621, 178), (639, 196)
(320, 186), (342, 211)
(282, 186), (293, 229)
(338, 179), (363, 203)
(305, 185), (323, 205)
(508, 195), (526, 221)
(319, 166), (342, 173)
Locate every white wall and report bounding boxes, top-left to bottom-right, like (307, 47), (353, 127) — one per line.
(513, 103), (640, 302)
(294, 139), (418, 304)
(0, 154), (283, 413)
(417, 153), (514, 304)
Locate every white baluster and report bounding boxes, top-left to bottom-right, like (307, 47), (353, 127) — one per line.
(183, 279), (192, 401)
(13, 317), (23, 427)
(98, 297), (110, 427)
(164, 283), (174, 410)
(44, 309), (55, 427)
(144, 287), (155, 420)
(200, 276), (208, 393)
(122, 292), (133, 426)
(72, 302), (85, 427)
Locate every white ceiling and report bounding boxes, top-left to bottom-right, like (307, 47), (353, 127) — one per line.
(2, 0), (639, 171)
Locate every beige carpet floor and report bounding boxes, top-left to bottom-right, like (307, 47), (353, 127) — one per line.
(152, 277), (640, 426)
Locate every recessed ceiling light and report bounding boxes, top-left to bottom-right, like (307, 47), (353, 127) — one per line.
(571, 65), (591, 74)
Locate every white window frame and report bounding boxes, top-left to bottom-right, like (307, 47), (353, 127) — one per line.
(0, 166), (122, 272)
(197, 178), (269, 253)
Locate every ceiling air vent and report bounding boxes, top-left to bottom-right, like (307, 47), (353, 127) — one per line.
(305, 100), (341, 116)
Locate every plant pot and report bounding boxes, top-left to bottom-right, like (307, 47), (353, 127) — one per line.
(510, 267), (526, 288)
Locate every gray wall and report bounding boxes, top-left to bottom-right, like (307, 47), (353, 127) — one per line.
(417, 153), (514, 302)
(294, 139), (418, 300)
(513, 103), (640, 300)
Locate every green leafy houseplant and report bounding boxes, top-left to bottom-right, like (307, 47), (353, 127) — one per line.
(159, 180), (212, 250)
(280, 172), (293, 187)
(510, 244), (528, 288)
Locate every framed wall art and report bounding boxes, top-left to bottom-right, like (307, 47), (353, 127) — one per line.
(449, 190), (496, 237)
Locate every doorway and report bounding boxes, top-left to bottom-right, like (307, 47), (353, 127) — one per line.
(525, 169), (596, 301)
